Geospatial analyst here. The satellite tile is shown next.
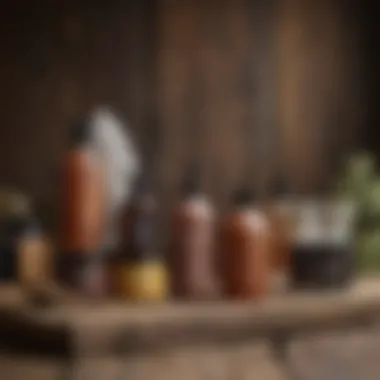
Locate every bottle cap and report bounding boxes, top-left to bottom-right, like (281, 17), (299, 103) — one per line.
(70, 119), (92, 146)
(181, 163), (202, 196)
(22, 218), (43, 238)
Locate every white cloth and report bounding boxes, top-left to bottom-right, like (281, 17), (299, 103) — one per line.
(90, 106), (140, 252)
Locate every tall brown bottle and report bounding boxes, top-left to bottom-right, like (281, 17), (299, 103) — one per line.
(117, 175), (168, 302)
(58, 120), (106, 295)
(169, 165), (217, 300)
(265, 177), (295, 291)
(219, 188), (270, 300)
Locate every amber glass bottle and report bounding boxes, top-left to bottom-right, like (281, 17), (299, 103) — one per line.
(266, 178), (295, 291)
(219, 188), (270, 300)
(18, 219), (52, 288)
(117, 176), (167, 302)
(169, 166), (217, 300)
(58, 120), (107, 295)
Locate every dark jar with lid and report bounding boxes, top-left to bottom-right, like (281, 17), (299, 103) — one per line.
(0, 217), (26, 282)
(0, 190), (31, 282)
(290, 198), (356, 289)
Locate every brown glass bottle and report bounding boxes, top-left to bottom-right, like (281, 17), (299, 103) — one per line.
(117, 176), (168, 302)
(219, 188), (270, 300)
(169, 166), (217, 300)
(58, 120), (107, 295)
(265, 178), (295, 291)
(18, 219), (52, 288)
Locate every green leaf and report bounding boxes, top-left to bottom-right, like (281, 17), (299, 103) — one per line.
(357, 231), (380, 272)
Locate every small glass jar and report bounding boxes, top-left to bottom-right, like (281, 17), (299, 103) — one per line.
(291, 196), (357, 289)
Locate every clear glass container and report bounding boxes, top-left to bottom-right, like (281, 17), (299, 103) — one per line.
(291, 196), (357, 289)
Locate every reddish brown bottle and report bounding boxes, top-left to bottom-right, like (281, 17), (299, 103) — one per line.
(58, 120), (107, 295)
(219, 188), (270, 300)
(169, 167), (217, 299)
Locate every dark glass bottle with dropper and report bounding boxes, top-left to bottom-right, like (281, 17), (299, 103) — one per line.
(0, 213), (29, 283)
(219, 186), (271, 299)
(117, 172), (168, 301)
(0, 193), (30, 282)
(169, 163), (217, 299)
(58, 118), (107, 295)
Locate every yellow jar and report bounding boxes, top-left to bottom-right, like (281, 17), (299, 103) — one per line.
(119, 261), (168, 302)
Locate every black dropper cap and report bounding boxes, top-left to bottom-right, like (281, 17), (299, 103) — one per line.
(69, 118), (92, 146)
(131, 171), (151, 198)
(181, 163), (202, 196)
(231, 186), (256, 207)
(22, 218), (43, 238)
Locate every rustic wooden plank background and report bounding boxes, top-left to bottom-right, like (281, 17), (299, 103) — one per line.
(277, 0), (368, 191)
(0, 0), (371, 230)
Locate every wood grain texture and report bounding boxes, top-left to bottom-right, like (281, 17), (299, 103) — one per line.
(2, 279), (380, 357)
(0, 0), (368, 235)
(276, 0), (365, 192)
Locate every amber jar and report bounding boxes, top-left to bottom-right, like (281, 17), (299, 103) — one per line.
(117, 177), (168, 302)
(265, 178), (295, 291)
(18, 219), (53, 288)
(169, 167), (217, 300)
(58, 120), (107, 295)
(219, 188), (270, 300)
(0, 190), (31, 282)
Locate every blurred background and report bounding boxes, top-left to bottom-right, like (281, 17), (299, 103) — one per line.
(0, 2), (379, 378)
(0, 0), (378, 256)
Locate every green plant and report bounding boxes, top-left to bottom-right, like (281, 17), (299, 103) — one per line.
(336, 152), (380, 271)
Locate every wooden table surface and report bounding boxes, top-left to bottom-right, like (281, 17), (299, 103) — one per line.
(1, 277), (380, 357)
